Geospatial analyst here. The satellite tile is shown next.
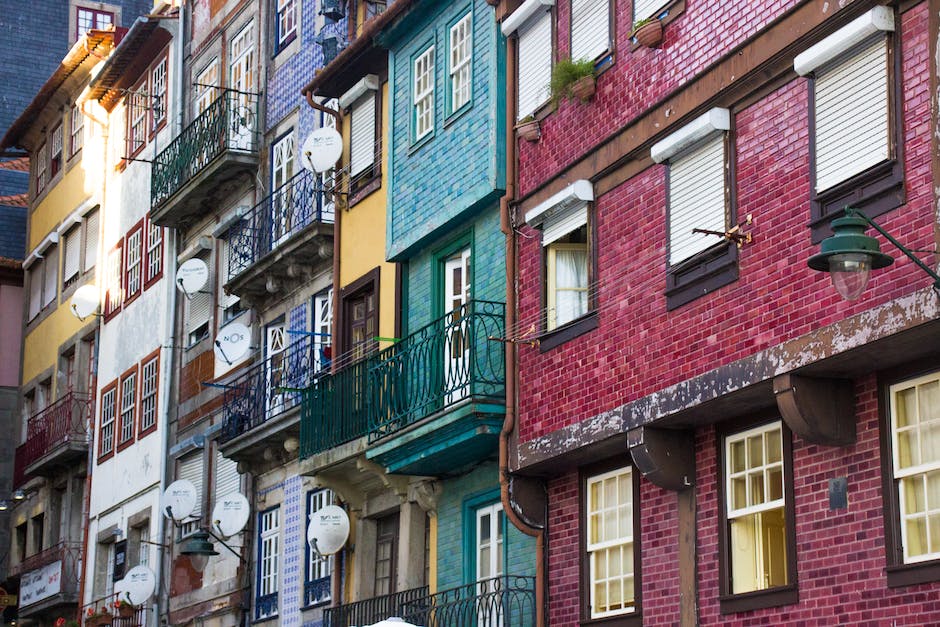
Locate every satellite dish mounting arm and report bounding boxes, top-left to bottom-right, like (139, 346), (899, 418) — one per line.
(204, 525), (247, 562)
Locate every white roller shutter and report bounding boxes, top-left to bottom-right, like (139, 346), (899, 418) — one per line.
(543, 204), (588, 245)
(814, 35), (889, 193)
(63, 227), (81, 282)
(633, 0), (668, 22)
(349, 93), (376, 177)
(42, 246), (58, 307)
(187, 254), (212, 337)
(669, 133), (726, 265)
(571, 0), (609, 62)
(214, 449), (240, 500)
(178, 452), (204, 519)
(517, 10), (552, 120)
(84, 209), (99, 271)
(28, 265), (41, 320)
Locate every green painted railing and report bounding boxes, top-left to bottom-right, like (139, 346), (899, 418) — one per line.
(151, 90), (259, 208)
(300, 301), (506, 459)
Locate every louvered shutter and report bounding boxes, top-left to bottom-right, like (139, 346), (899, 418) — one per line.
(219, 242), (239, 309)
(178, 452), (204, 518)
(543, 204), (588, 245)
(214, 449), (240, 500)
(84, 209), (99, 271)
(668, 134), (726, 265)
(28, 265), (41, 320)
(814, 36), (889, 193)
(42, 246), (58, 306)
(517, 10), (552, 120)
(63, 227), (81, 282)
(571, 0), (609, 62)
(633, 0), (668, 22)
(187, 254), (212, 335)
(349, 93), (376, 177)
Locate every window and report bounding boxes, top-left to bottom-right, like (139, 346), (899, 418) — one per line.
(177, 452), (204, 537)
(719, 420), (796, 612)
(35, 143), (47, 193)
(27, 263), (42, 321)
(127, 81), (148, 156)
(76, 7), (113, 39)
(219, 239), (242, 322)
(571, 0), (609, 63)
(145, 219), (163, 287)
(349, 93), (377, 181)
(124, 223), (143, 302)
(42, 245), (58, 309)
(62, 225), (82, 289)
(584, 466), (637, 619)
(651, 108), (737, 310)
(151, 57), (168, 133)
(99, 382), (117, 460)
(125, 52), (170, 157)
(230, 23), (256, 94)
(633, 0), (668, 23)
(313, 289), (333, 373)
(375, 513), (399, 596)
(129, 523), (151, 570)
(186, 253), (212, 346)
(275, 0), (298, 52)
(344, 286), (376, 361)
(104, 242), (123, 319)
(547, 223), (588, 331)
(305, 489), (335, 607)
(271, 132), (295, 243)
(139, 352), (159, 435)
(257, 507), (280, 620)
(513, 7), (552, 120)
(449, 13), (472, 114)
(413, 46), (435, 141)
(84, 208), (99, 272)
(195, 59), (220, 115)
(884, 371), (940, 584)
(70, 104), (84, 157)
(50, 124), (63, 177)
(118, 368), (137, 448)
(795, 6), (900, 239)
(213, 447), (240, 504)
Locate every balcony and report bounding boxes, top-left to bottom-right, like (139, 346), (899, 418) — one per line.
(324, 586), (429, 627)
(15, 392), (92, 482)
(81, 592), (150, 626)
(150, 90), (260, 227)
(13, 541), (81, 617)
(224, 170), (334, 306)
(219, 335), (325, 467)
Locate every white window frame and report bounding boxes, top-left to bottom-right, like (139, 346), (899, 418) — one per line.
(125, 227), (142, 299)
(119, 370), (136, 445)
(100, 386), (116, 456)
(36, 143), (48, 193)
(276, 0), (298, 51)
(151, 56), (168, 132)
(62, 225), (82, 288)
(257, 507), (280, 618)
(449, 13), (472, 114)
(413, 45), (435, 141)
(512, 8), (552, 120)
(70, 104), (84, 157)
(139, 355), (158, 433)
(146, 220), (162, 284)
(586, 466), (635, 619)
(195, 59), (220, 115)
(306, 489), (335, 605)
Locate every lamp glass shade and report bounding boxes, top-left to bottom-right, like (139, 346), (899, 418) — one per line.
(0, 500), (9, 511)
(828, 252), (872, 301)
(189, 553), (210, 573)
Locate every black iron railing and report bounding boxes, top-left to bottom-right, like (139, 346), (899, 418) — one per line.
(220, 335), (325, 444)
(324, 586), (429, 627)
(398, 576), (536, 627)
(151, 90), (259, 208)
(226, 169), (335, 280)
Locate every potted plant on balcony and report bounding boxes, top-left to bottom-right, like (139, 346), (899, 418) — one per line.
(85, 607), (112, 627)
(112, 599), (136, 618)
(632, 17), (664, 48)
(515, 115), (541, 142)
(550, 58), (597, 105)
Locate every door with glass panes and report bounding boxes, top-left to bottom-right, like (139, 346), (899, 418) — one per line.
(228, 22), (255, 150)
(476, 502), (504, 627)
(443, 248), (471, 405)
(265, 321), (287, 416)
(271, 133), (295, 246)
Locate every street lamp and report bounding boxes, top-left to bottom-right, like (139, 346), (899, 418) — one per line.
(179, 528), (243, 573)
(808, 207), (940, 300)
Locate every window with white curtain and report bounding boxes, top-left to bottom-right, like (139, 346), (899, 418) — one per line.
(541, 202), (590, 331)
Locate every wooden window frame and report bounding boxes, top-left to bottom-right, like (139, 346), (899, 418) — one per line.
(144, 218), (163, 290)
(35, 143), (47, 194)
(579, 457), (642, 626)
(49, 123), (64, 178)
(116, 365), (138, 451)
(98, 379), (118, 462)
(149, 55), (168, 138)
(123, 220), (144, 305)
(338, 268), (381, 360)
(716, 416), (798, 614)
(126, 73), (149, 159)
(104, 241), (123, 322)
(76, 7), (113, 40)
(137, 350), (160, 438)
(70, 104), (84, 159)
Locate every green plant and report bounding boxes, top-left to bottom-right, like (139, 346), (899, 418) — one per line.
(517, 114), (536, 124)
(550, 58), (596, 104)
(632, 17), (655, 32)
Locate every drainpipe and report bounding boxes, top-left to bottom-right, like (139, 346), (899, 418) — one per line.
(498, 34), (546, 627)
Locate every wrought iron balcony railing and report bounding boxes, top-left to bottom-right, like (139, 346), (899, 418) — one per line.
(323, 585), (429, 627)
(15, 391), (92, 480)
(220, 335), (326, 444)
(81, 591), (149, 626)
(398, 575), (536, 627)
(226, 169), (335, 279)
(15, 541), (82, 614)
(11, 540), (82, 579)
(370, 300), (505, 442)
(151, 90), (259, 208)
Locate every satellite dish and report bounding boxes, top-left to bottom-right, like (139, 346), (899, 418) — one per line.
(161, 480), (197, 521)
(214, 322), (251, 364)
(300, 127), (343, 173)
(307, 505), (350, 555)
(212, 492), (250, 538)
(120, 565), (156, 605)
(176, 258), (209, 295)
(70, 284), (99, 319)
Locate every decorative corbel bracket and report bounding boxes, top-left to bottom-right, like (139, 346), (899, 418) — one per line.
(627, 426), (695, 491)
(774, 373), (856, 446)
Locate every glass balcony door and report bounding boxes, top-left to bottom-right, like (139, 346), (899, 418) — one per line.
(265, 322), (287, 417)
(444, 248), (471, 405)
(228, 22), (256, 151)
(476, 502), (504, 627)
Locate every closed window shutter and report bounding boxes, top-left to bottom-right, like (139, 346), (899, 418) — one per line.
(542, 204), (588, 245)
(814, 36), (889, 193)
(571, 0), (608, 62)
(517, 10), (552, 120)
(669, 134), (726, 265)
(84, 210), (99, 271)
(350, 93), (376, 177)
(219, 242), (239, 309)
(633, 0), (668, 22)
(63, 227), (81, 281)
(178, 453), (204, 518)
(43, 247), (58, 306)
(188, 255), (213, 334)
(214, 449), (240, 500)
(28, 266), (41, 320)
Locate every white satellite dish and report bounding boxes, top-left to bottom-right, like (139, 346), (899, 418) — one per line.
(212, 492), (250, 538)
(307, 505), (350, 555)
(214, 322), (251, 364)
(300, 127), (343, 173)
(176, 258), (209, 295)
(120, 565), (156, 606)
(161, 479), (197, 521)
(70, 284), (100, 320)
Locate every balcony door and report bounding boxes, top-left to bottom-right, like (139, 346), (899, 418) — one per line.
(228, 22), (256, 150)
(476, 502), (504, 627)
(271, 133), (295, 247)
(265, 320), (287, 417)
(375, 513), (399, 597)
(443, 248), (471, 405)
